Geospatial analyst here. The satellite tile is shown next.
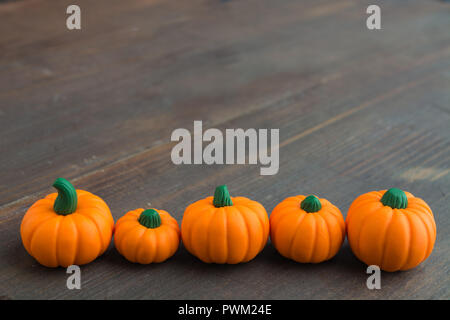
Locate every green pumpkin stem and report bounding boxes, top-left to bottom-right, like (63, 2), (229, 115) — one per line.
(53, 178), (78, 215)
(300, 195), (322, 213)
(213, 185), (233, 207)
(381, 188), (408, 209)
(138, 209), (161, 228)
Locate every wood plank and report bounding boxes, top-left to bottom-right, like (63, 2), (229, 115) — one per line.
(1, 0), (449, 205)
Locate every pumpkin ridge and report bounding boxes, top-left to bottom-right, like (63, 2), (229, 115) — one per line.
(77, 198), (113, 224)
(271, 207), (301, 232)
(29, 198), (54, 211)
(379, 210), (396, 270)
(53, 216), (63, 267)
(115, 219), (139, 238)
(160, 213), (178, 230)
(207, 208), (225, 263)
(357, 207), (387, 261)
(77, 211), (111, 252)
(186, 207), (214, 259)
(401, 211), (423, 270)
(23, 211), (56, 252)
(242, 202), (269, 243)
(70, 216), (80, 265)
(408, 199), (433, 217)
(147, 230), (158, 263)
(223, 207), (230, 263)
(196, 208), (216, 263)
(246, 204), (266, 251)
(321, 207), (345, 247)
(350, 195), (381, 215)
(237, 204), (267, 255)
(234, 207), (250, 262)
(158, 230), (173, 263)
(308, 215), (318, 262)
(271, 201), (296, 213)
(398, 211), (412, 270)
(76, 210), (108, 254)
(326, 205), (345, 229)
(334, 206), (346, 233)
(347, 203), (380, 252)
(76, 214), (104, 260)
(271, 206), (302, 241)
(274, 197), (302, 211)
(406, 207), (434, 260)
(167, 219), (180, 233)
(161, 226), (177, 258)
(135, 227), (150, 263)
(28, 216), (58, 260)
(118, 225), (142, 257)
(235, 206), (256, 262)
(287, 212), (308, 260)
(346, 196), (378, 223)
(131, 227), (146, 263)
(317, 213), (333, 260)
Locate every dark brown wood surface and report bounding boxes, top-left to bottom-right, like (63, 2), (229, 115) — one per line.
(0, 0), (449, 299)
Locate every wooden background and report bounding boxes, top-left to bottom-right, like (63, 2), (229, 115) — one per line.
(0, 0), (449, 299)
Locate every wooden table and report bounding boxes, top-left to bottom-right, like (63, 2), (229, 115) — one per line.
(1, 0), (449, 299)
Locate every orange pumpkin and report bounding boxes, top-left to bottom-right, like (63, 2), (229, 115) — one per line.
(181, 185), (269, 264)
(20, 178), (114, 267)
(270, 195), (345, 263)
(114, 208), (180, 264)
(346, 188), (436, 272)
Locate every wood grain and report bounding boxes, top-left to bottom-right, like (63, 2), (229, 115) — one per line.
(0, 0), (449, 299)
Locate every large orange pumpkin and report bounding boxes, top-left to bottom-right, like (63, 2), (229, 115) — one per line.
(114, 208), (180, 264)
(270, 195), (345, 263)
(181, 185), (269, 264)
(20, 178), (114, 267)
(346, 188), (436, 272)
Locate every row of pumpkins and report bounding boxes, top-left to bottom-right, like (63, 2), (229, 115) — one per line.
(20, 178), (436, 272)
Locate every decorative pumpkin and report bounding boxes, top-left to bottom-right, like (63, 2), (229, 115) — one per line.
(20, 178), (114, 268)
(181, 185), (269, 264)
(346, 188), (436, 272)
(270, 194), (345, 263)
(114, 208), (180, 264)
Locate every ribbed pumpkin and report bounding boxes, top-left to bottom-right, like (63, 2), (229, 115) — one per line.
(20, 178), (114, 267)
(181, 185), (269, 264)
(346, 188), (436, 272)
(270, 195), (345, 263)
(114, 208), (180, 264)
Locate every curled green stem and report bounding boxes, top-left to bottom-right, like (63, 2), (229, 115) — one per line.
(53, 178), (78, 215)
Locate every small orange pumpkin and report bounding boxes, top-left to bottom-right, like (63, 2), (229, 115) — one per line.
(270, 195), (345, 263)
(181, 185), (269, 264)
(20, 178), (114, 267)
(114, 208), (180, 264)
(346, 188), (436, 272)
